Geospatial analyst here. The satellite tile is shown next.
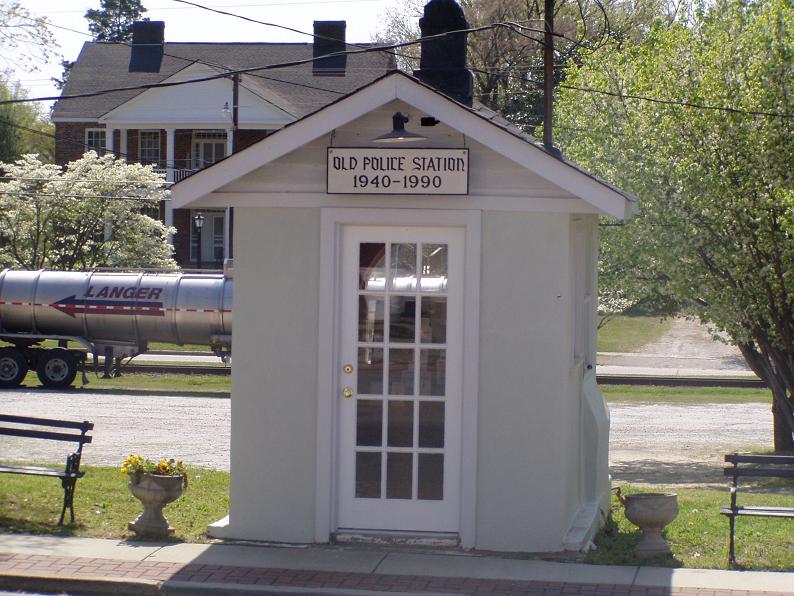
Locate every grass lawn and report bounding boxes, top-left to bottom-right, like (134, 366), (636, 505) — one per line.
(602, 385), (770, 404)
(587, 485), (794, 570)
(1, 469), (791, 570)
(597, 315), (673, 353)
(19, 371), (230, 395)
(0, 465), (229, 543)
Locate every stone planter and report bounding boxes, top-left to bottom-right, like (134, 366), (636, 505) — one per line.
(128, 473), (186, 538)
(616, 489), (678, 558)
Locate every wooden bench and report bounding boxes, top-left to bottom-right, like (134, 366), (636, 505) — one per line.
(720, 453), (794, 565)
(0, 414), (93, 525)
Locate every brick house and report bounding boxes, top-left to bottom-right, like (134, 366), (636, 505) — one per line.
(52, 21), (394, 268)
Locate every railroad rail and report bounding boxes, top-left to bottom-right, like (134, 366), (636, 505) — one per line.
(99, 363), (767, 389)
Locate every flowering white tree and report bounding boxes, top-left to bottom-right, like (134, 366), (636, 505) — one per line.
(0, 152), (176, 271)
(556, 0), (794, 451)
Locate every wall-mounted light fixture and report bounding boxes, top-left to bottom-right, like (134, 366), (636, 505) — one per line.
(372, 112), (427, 143)
(222, 101), (231, 118)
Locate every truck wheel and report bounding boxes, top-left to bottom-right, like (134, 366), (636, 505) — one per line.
(37, 349), (78, 389)
(0, 347), (28, 388)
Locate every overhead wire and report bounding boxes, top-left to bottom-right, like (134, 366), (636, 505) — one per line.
(467, 67), (792, 119)
(0, 21), (566, 107)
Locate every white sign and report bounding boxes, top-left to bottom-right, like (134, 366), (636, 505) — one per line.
(327, 148), (469, 195)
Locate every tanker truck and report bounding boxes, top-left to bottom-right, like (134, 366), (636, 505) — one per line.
(0, 267), (232, 389)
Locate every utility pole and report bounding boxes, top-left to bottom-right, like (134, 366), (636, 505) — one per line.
(229, 73), (239, 258)
(232, 73), (239, 153)
(543, 0), (559, 155)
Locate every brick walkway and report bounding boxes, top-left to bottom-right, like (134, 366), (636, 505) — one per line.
(0, 553), (789, 595)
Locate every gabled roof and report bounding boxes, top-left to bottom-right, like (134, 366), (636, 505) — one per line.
(52, 42), (395, 121)
(172, 71), (637, 219)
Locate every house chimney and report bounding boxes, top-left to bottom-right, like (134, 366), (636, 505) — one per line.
(313, 21), (347, 75)
(129, 20), (165, 73)
(413, 0), (473, 106)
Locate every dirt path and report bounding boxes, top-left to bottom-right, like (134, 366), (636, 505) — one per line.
(640, 317), (748, 367)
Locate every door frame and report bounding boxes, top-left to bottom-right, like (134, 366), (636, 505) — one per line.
(316, 208), (481, 548)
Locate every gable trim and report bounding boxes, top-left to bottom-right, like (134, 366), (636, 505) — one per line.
(172, 72), (635, 219)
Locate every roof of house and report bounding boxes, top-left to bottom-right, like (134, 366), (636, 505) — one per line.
(52, 42), (396, 121)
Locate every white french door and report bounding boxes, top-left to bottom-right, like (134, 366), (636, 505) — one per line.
(337, 226), (464, 533)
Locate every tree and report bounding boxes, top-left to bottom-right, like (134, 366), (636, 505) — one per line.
(0, 1), (58, 73)
(85, 0), (147, 43)
(0, 152), (176, 271)
(0, 79), (54, 162)
(376, 0), (680, 132)
(555, 0), (794, 450)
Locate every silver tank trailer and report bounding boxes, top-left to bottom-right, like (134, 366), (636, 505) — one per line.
(0, 269), (232, 388)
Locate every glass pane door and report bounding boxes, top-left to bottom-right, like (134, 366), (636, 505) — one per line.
(338, 227), (463, 533)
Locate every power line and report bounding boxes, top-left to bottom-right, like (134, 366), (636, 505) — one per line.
(0, 191), (168, 201)
(2, 20), (563, 107)
(468, 67), (793, 120)
(44, 0), (393, 14)
(0, 176), (171, 186)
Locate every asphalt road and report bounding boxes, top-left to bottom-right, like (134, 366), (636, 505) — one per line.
(0, 388), (771, 485)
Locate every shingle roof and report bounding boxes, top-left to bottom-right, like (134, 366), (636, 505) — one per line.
(52, 42), (396, 120)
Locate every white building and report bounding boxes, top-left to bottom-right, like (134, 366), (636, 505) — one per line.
(172, 63), (636, 551)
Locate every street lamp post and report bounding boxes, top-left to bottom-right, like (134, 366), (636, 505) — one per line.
(193, 211), (204, 270)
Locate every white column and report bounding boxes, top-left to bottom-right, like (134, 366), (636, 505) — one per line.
(105, 127), (115, 154)
(164, 128), (176, 245)
(119, 128), (128, 161)
(224, 207), (231, 260)
(165, 128), (176, 182)
(226, 128), (234, 157)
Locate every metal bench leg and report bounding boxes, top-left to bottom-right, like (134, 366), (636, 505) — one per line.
(728, 515), (736, 566)
(59, 478), (76, 525)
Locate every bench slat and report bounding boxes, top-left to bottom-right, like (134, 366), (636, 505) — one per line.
(723, 467), (794, 478)
(724, 453), (794, 465)
(0, 427), (93, 443)
(0, 466), (74, 478)
(721, 506), (794, 518)
(0, 414), (93, 431)
(0, 465), (84, 478)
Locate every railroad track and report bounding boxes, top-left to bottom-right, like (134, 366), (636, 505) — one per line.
(117, 363), (766, 388)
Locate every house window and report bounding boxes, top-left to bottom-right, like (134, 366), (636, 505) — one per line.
(139, 130), (161, 165)
(85, 129), (106, 154)
(192, 131), (227, 170)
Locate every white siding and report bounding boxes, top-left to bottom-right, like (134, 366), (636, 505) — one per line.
(476, 211), (578, 551)
(225, 207), (321, 542)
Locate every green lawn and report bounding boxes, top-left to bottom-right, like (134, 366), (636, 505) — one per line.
(597, 315), (673, 353)
(1, 469), (791, 570)
(15, 373), (770, 404)
(0, 465), (229, 543)
(587, 485), (794, 570)
(19, 371), (230, 395)
(602, 385), (770, 404)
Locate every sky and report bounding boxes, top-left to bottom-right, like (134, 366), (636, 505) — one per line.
(10, 0), (408, 108)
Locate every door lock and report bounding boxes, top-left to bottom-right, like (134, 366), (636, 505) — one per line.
(343, 364), (354, 374)
(342, 387), (354, 399)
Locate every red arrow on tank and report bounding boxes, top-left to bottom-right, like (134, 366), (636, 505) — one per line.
(50, 295), (165, 317)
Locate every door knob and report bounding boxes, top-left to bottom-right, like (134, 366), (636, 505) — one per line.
(342, 387), (353, 399)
